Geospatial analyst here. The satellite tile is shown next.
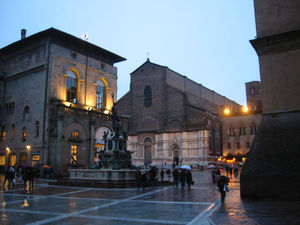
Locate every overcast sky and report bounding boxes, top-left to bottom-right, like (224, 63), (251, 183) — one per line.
(0, 0), (259, 105)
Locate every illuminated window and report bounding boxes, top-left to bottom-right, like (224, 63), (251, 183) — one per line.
(144, 86), (152, 108)
(9, 154), (16, 166)
(71, 145), (78, 165)
(96, 80), (106, 109)
(22, 127), (27, 142)
(66, 70), (77, 104)
(71, 131), (79, 139)
(19, 153), (27, 165)
(1, 131), (5, 141)
(35, 121), (40, 137)
(0, 155), (5, 166)
(11, 124), (15, 140)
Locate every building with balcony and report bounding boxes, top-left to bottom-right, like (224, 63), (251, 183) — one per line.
(0, 28), (125, 175)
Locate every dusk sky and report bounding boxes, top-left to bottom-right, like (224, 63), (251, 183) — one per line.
(0, 0), (259, 106)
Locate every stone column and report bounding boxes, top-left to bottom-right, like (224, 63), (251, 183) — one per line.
(55, 108), (64, 175)
(89, 115), (96, 168)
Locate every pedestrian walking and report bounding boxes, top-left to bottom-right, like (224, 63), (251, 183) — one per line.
(7, 166), (15, 188)
(186, 170), (193, 191)
(135, 168), (142, 188)
(160, 169), (164, 181)
(179, 169), (186, 189)
(141, 170), (147, 190)
(2, 167), (10, 186)
(233, 165), (239, 178)
(17, 165), (24, 183)
(166, 169), (171, 182)
(172, 168), (179, 187)
(217, 175), (229, 202)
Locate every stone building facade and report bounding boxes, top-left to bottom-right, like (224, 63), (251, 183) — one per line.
(117, 60), (240, 167)
(241, 0), (300, 200)
(221, 81), (262, 159)
(0, 28), (125, 175)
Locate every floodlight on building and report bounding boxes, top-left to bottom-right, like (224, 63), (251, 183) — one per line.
(243, 105), (249, 113)
(26, 145), (31, 150)
(6, 147), (10, 151)
(85, 106), (93, 111)
(224, 108), (230, 115)
(64, 102), (72, 107)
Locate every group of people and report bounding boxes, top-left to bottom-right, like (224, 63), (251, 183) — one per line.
(135, 166), (194, 191)
(2, 165), (36, 190)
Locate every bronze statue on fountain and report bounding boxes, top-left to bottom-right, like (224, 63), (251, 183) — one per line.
(99, 103), (133, 170)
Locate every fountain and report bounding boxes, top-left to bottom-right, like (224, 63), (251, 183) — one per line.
(57, 103), (137, 188)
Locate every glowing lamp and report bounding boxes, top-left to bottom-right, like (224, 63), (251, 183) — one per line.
(6, 147), (10, 151)
(64, 102), (72, 107)
(26, 145), (31, 150)
(104, 110), (110, 114)
(224, 108), (230, 115)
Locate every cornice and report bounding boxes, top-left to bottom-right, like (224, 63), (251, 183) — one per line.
(250, 30), (300, 56)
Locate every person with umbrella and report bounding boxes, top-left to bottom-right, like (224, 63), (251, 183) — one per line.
(179, 169), (186, 189)
(186, 170), (193, 191)
(172, 168), (179, 187)
(217, 175), (229, 202)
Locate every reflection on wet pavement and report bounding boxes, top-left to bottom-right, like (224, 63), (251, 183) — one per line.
(1, 170), (300, 224)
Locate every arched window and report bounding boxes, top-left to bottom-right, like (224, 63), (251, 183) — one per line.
(144, 86), (152, 108)
(22, 127), (27, 142)
(35, 121), (40, 137)
(250, 87), (255, 95)
(96, 80), (106, 109)
(23, 106), (29, 121)
(66, 70), (78, 104)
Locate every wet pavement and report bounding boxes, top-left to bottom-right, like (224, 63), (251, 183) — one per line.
(1, 170), (300, 225)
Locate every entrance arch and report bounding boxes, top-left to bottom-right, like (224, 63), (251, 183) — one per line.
(172, 144), (179, 166)
(144, 137), (152, 167)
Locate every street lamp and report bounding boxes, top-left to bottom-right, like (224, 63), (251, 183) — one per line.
(224, 108), (230, 115)
(26, 145), (31, 150)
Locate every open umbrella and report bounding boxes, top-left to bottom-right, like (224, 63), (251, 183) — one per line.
(180, 165), (192, 170)
(207, 164), (216, 169)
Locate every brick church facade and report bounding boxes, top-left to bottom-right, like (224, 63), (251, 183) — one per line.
(117, 59), (240, 167)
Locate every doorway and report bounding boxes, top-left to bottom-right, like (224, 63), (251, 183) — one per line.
(144, 137), (152, 167)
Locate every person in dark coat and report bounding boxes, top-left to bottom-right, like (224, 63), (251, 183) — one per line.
(179, 169), (186, 189)
(24, 167), (35, 190)
(172, 168), (179, 187)
(135, 168), (142, 188)
(141, 171), (147, 190)
(186, 170), (193, 191)
(217, 175), (229, 202)
(160, 169), (164, 181)
(7, 166), (15, 188)
(2, 167), (10, 186)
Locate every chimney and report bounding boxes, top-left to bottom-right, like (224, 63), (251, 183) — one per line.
(21, 29), (27, 39)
